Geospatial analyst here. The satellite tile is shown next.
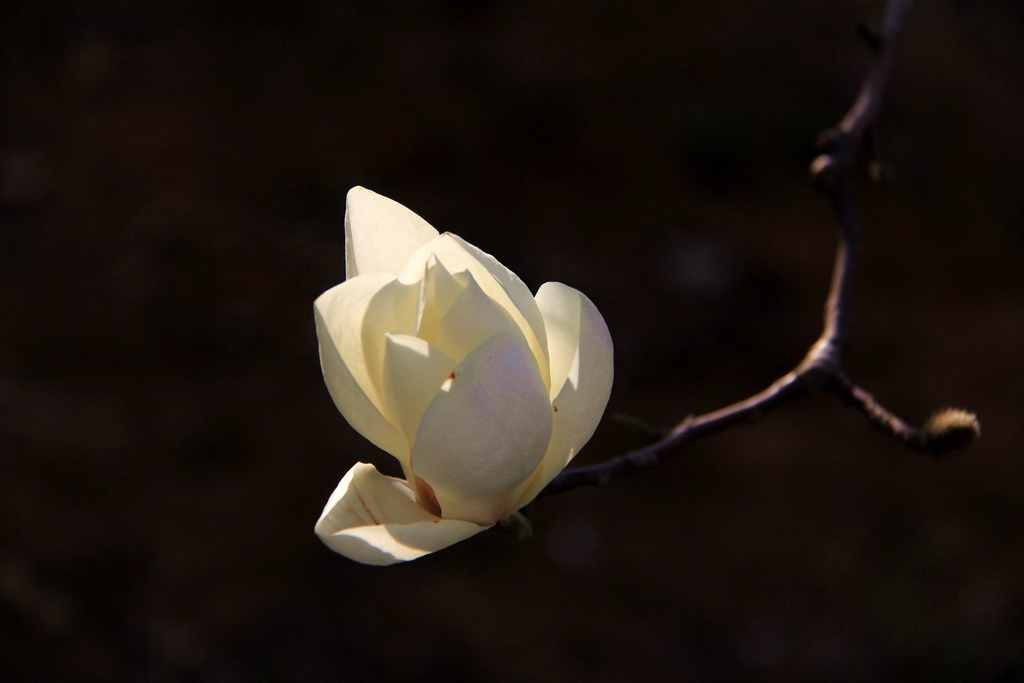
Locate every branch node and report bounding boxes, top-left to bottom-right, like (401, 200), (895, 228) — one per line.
(797, 339), (841, 389)
(809, 154), (843, 193)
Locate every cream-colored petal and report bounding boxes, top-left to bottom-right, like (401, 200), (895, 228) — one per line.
(399, 234), (551, 392)
(514, 282), (613, 507)
(358, 277), (421, 412)
(381, 333), (457, 446)
(433, 273), (526, 364)
(315, 463), (487, 565)
(314, 275), (408, 462)
(412, 333), (553, 525)
(345, 187), (440, 280)
(536, 281), (582, 401)
(415, 255), (469, 344)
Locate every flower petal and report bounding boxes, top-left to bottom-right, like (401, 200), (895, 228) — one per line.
(358, 277), (421, 411)
(345, 187), (440, 280)
(433, 272), (526, 363)
(414, 255), (469, 343)
(399, 233), (551, 392)
(381, 333), (457, 447)
(314, 275), (408, 462)
(514, 282), (613, 507)
(315, 463), (487, 565)
(413, 332), (553, 525)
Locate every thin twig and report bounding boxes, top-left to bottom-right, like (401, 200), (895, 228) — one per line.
(827, 371), (923, 448)
(540, 0), (977, 500)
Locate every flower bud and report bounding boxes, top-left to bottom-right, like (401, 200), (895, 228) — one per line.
(313, 187), (613, 564)
(920, 408), (980, 457)
(495, 511), (533, 542)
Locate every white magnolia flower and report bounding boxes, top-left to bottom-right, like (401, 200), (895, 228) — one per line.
(314, 187), (613, 565)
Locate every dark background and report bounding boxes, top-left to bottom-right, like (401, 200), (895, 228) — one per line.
(2, 1), (1023, 680)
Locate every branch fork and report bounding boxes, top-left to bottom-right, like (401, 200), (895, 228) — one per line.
(538, 0), (978, 501)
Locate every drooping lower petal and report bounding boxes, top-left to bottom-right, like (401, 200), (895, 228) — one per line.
(315, 462), (487, 565)
(515, 282), (613, 508)
(412, 332), (553, 525)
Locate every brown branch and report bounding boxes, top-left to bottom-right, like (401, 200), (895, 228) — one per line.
(539, 0), (978, 501)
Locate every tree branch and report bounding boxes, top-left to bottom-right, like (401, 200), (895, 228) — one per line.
(539, 0), (979, 501)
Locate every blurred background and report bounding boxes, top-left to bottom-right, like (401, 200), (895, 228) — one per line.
(2, 0), (1023, 680)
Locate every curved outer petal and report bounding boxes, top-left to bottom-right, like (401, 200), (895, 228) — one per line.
(345, 187), (440, 280)
(514, 282), (613, 508)
(314, 275), (408, 462)
(412, 332), (553, 525)
(398, 233), (551, 393)
(315, 463), (487, 565)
